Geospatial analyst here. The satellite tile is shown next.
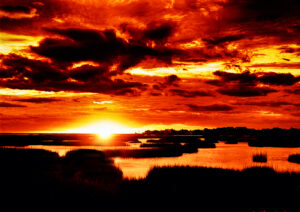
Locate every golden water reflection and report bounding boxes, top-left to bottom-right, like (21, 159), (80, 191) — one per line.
(113, 142), (300, 179)
(24, 142), (300, 179)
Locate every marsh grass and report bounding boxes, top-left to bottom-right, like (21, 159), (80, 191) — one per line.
(137, 166), (299, 210)
(0, 148), (299, 211)
(253, 153), (268, 163)
(196, 141), (216, 148)
(288, 154), (300, 164)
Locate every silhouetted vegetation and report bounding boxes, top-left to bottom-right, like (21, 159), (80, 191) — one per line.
(253, 153), (268, 163)
(288, 154), (300, 164)
(127, 139), (141, 143)
(140, 142), (201, 154)
(103, 147), (183, 158)
(127, 166), (299, 210)
(0, 133), (135, 146)
(204, 134), (219, 143)
(0, 148), (123, 208)
(224, 136), (238, 144)
(143, 136), (215, 149)
(0, 148), (299, 211)
(195, 142), (216, 148)
(0, 133), (98, 146)
(248, 129), (300, 147)
(158, 135), (202, 143)
(142, 127), (300, 147)
(181, 143), (199, 153)
(1, 127), (300, 148)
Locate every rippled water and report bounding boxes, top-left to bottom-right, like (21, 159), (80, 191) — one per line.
(114, 142), (300, 179)
(23, 142), (300, 179)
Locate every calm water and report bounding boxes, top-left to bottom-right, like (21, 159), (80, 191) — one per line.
(23, 142), (300, 179)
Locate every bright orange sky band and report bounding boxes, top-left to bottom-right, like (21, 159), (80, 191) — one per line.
(1, 0), (300, 133)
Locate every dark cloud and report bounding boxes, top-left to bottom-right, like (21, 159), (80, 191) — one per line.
(291, 112), (300, 117)
(0, 102), (26, 107)
(293, 24), (300, 32)
(14, 98), (60, 103)
(285, 88), (300, 95)
(69, 65), (110, 82)
(0, 54), (67, 82)
(0, 5), (31, 14)
(153, 74), (181, 91)
(221, 0), (300, 22)
(31, 27), (175, 72)
(217, 86), (277, 97)
(121, 22), (175, 43)
(169, 89), (213, 98)
(259, 72), (300, 86)
(2, 0), (299, 51)
(187, 104), (234, 112)
(152, 84), (162, 91)
(164, 74), (181, 85)
(149, 92), (162, 96)
(121, 20), (249, 64)
(209, 0), (300, 49)
(0, 67), (16, 78)
(233, 101), (299, 107)
(32, 28), (126, 63)
(174, 46), (250, 64)
(0, 17), (34, 32)
(0, 54), (147, 95)
(202, 34), (246, 46)
(0, 0), (64, 34)
(143, 22), (175, 43)
(212, 71), (257, 85)
(279, 46), (300, 55)
(213, 70), (300, 86)
(207, 70), (299, 97)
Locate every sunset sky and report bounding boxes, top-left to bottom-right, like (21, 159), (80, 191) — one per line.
(1, 0), (300, 133)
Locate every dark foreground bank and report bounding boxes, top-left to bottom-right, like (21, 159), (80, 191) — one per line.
(0, 148), (299, 211)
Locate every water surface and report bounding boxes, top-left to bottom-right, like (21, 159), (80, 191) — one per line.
(22, 142), (300, 179)
(113, 142), (300, 178)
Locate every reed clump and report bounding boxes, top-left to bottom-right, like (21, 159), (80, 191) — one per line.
(253, 153), (267, 163)
(288, 154), (300, 164)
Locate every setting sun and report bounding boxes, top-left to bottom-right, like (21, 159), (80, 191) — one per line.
(98, 128), (113, 139)
(93, 121), (133, 139)
(65, 120), (138, 139)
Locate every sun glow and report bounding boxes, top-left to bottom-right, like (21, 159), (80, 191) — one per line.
(66, 120), (138, 139)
